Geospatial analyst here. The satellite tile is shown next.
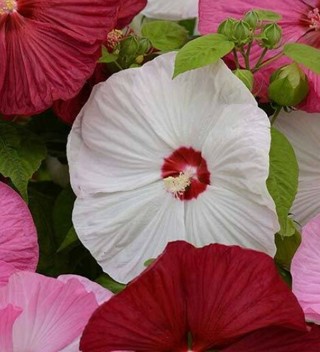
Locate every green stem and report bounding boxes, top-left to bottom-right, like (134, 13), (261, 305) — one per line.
(240, 47), (250, 70)
(254, 52), (284, 72)
(113, 60), (124, 71)
(254, 47), (268, 70)
(232, 48), (240, 69)
(271, 106), (282, 125)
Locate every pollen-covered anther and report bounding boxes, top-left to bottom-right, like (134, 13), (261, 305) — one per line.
(0, 0), (17, 15)
(163, 172), (192, 197)
(308, 8), (320, 30)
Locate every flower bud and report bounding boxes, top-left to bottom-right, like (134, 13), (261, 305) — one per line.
(268, 63), (309, 106)
(233, 69), (254, 91)
(232, 20), (252, 46)
(217, 18), (236, 41)
(260, 23), (282, 49)
(137, 38), (152, 55)
(244, 10), (261, 29)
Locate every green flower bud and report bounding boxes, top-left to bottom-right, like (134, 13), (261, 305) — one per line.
(137, 38), (152, 55)
(244, 10), (261, 29)
(135, 55), (144, 64)
(268, 63), (309, 106)
(260, 23), (282, 49)
(232, 20), (252, 46)
(217, 18), (236, 41)
(233, 69), (254, 91)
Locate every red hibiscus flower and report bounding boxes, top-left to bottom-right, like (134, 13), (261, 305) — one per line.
(199, 0), (320, 112)
(53, 0), (147, 124)
(0, 0), (120, 116)
(80, 241), (320, 351)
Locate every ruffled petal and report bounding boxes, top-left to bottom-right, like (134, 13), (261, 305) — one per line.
(0, 272), (99, 352)
(73, 181), (185, 283)
(0, 261), (17, 288)
(0, 182), (38, 271)
(68, 52), (257, 196)
(142, 0), (198, 20)
(185, 186), (277, 256)
(0, 304), (22, 352)
(275, 111), (320, 225)
(0, 0), (119, 115)
(291, 214), (320, 323)
(80, 242), (189, 351)
(223, 325), (320, 351)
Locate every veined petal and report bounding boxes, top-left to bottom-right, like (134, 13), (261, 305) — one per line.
(291, 214), (320, 324)
(0, 272), (98, 352)
(0, 261), (17, 288)
(185, 186), (278, 256)
(223, 325), (320, 351)
(0, 182), (38, 272)
(0, 304), (22, 352)
(142, 0), (198, 20)
(68, 52), (257, 196)
(73, 181), (185, 283)
(116, 0), (147, 28)
(275, 111), (320, 225)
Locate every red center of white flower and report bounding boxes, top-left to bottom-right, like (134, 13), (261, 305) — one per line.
(0, 0), (16, 14)
(161, 146), (210, 201)
(308, 8), (320, 30)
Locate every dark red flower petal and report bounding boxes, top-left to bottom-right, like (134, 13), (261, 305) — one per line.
(0, 0), (119, 115)
(52, 64), (111, 124)
(185, 245), (307, 350)
(80, 242), (189, 351)
(81, 242), (307, 351)
(222, 325), (320, 352)
(116, 0), (147, 29)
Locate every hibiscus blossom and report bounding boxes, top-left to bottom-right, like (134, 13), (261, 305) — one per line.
(68, 52), (278, 283)
(0, 182), (38, 279)
(198, 0), (320, 112)
(142, 0), (198, 20)
(80, 241), (320, 351)
(275, 111), (320, 226)
(291, 213), (320, 324)
(0, 267), (112, 352)
(0, 0), (120, 116)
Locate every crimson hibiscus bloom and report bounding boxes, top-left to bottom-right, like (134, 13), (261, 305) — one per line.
(80, 241), (320, 351)
(53, 0), (147, 124)
(0, 0), (121, 116)
(199, 0), (320, 112)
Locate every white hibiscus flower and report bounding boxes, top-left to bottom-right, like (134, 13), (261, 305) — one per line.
(142, 0), (198, 20)
(68, 52), (279, 283)
(275, 110), (320, 226)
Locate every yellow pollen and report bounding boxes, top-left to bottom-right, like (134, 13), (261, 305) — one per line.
(0, 0), (16, 15)
(163, 172), (191, 197)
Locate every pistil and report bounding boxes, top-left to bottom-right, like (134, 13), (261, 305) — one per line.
(163, 171), (192, 198)
(0, 0), (17, 15)
(308, 8), (320, 30)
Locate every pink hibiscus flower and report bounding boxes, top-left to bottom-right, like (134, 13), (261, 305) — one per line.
(80, 241), (320, 351)
(0, 0), (121, 116)
(0, 267), (112, 351)
(0, 182), (38, 281)
(199, 0), (320, 112)
(291, 213), (320, 324)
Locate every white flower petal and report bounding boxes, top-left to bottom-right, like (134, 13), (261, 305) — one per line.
(275, 111), (320, 225)
(73, 182), (186, 283)
(68, 52), (256, 197)
(142, 0), (199, 20)
(185, 186), (277, 256)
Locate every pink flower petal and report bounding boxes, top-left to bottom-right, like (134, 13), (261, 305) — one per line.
(0, 304), (22, 352)
(0, 0), (120, 115)
(80, 241), (306, 351)
(0, 261), (17, 288)
(291, 213), (320, 323)
(0, 182), (38, 272)
(223, 325), (320, 351)
(0, 271), (99, 351)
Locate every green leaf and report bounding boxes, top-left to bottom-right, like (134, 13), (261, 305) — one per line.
(99, 45), (118, 63)
(173, 34), (234, 78)
(141, 20), (188, 51)
(267, 128), (299, 236)
(178, 18), (197, 36)
(0, 122), (47, 201)
(57, 227), (80, 253)
(275, 226), (301, 269)
(253, 9), (282, 22)
(96, 274), (126, 294)
(284, 43), (320, 74)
